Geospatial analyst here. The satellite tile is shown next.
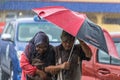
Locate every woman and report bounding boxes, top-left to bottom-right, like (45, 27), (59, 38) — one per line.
(20, 31), (55, 80)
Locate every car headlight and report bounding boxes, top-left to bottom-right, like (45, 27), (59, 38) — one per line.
(17, 51), (23, 60)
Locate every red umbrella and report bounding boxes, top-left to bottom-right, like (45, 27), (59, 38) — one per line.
(103, 29), (119, 59)
(33, 6), (119, 58)
(33, 6), (85, 36)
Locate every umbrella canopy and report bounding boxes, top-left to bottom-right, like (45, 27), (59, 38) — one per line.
(103, 29), (119, 59)
(33, 6), (119, 58)
(33, 6), (85, 36)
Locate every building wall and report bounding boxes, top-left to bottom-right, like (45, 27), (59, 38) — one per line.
(0, 10), (36, 22)
(1, 0), (120, 3)
(52, 0), (120, 3)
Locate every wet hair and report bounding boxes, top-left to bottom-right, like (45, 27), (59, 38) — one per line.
(61, 30), (75, 41)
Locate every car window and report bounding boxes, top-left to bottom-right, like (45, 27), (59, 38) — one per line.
(98, 50), (110, 64)
(98, 42), (120, 66)
(2, 23), (15, 40)
(3, 23), (12, 34)
(17, 22), (62, 42)
(111, 43), (120, 65)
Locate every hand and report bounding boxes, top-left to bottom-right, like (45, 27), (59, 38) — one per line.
(61, 62), (70, 70)
(78, 39), (92, 58)
(78, 39), (84, 45)
(36, 69), (47, 80)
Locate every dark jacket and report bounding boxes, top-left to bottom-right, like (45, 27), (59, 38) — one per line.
(54, 44), (90, 80)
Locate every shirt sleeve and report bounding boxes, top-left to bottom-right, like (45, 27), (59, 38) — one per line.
(20, 53), (37, 76)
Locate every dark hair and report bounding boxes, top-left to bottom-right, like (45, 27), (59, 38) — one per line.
(61, 31), (75, 41)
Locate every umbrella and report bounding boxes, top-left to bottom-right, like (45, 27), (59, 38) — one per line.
(103, 29), (119, 59)
(33, 6), (119, 58)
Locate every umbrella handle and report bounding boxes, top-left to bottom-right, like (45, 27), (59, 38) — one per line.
(67, 37), (77, 62)
(64, 38), (76, 75)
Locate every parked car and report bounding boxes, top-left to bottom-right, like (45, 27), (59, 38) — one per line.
(81, 32), (120, 80)
(0, 22), (5, 34)
(0, 17), (62, 80)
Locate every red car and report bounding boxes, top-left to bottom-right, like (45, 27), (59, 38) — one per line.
(0, 22), (5, 34)
(82, 32), (120, 80)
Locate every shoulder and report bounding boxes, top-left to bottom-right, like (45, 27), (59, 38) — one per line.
(49, 44), (54, 49)
(53, 44), (62, 52)
(74, 44), (82, 50)
(48, 45), (56, 54)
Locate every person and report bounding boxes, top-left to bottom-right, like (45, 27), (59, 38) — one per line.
(45, 30), (92, 80)
(20, 31), (56, 80)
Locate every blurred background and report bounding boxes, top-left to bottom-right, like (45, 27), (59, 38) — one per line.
(0, 1), (120, 80)
(0, 0), (120, 32)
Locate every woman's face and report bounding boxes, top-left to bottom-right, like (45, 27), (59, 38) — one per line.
(35, 43), (48, 54)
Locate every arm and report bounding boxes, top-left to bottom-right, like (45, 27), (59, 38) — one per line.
(79, 40), (92, 59)
(45, 62), (70, 74)
(20, 53), (46, 78)
(20, 53), (37, 75)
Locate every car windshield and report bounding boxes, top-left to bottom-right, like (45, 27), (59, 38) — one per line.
(17, 22), (62, 42)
